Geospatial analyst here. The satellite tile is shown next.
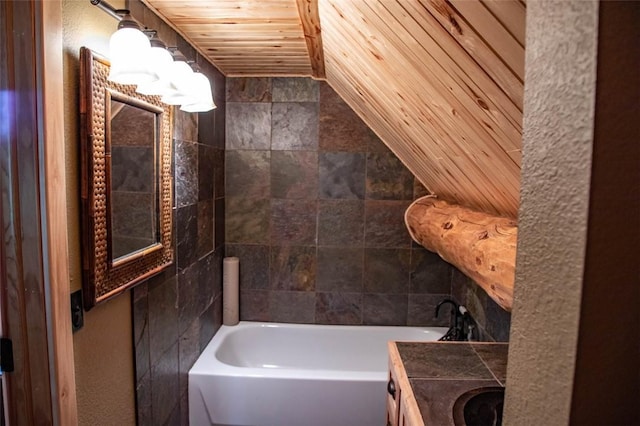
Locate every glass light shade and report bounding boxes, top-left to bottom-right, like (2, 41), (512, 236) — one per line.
(108, 27), (157, 85)
(179, 73), (216, 112)
(135, 46), (174, 96)
(160, 61), (197, 105)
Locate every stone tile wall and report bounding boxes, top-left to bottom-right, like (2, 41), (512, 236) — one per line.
(129, 2), (226, 423)
(225, 77), (454, 327)
(451, 269), (511, 342)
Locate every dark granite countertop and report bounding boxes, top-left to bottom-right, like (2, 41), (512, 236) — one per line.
(394, 342), (508, 425)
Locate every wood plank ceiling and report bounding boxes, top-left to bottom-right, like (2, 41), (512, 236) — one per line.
(144, 0), (525, 218)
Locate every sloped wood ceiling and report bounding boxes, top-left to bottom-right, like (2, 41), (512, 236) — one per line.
(144, 0), (525, 218)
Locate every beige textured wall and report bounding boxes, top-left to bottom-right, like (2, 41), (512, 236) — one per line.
(62, 0), (136, 424)
(504, 0), (599, 424)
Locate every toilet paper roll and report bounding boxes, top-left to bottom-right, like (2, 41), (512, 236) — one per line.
(223, 257), (240, 326)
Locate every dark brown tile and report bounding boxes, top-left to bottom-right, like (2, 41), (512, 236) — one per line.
(225, 244), (270, 289)
(319, 99), (376, 152)
(410, 248), (453, 294)
(272, 77), (319, 102)
(225, 197), (270, 244)
(318, 152), (366, 199)
(226, 103), (271, 150)
(197, 200), (214, 258)
(197, 250), (216, 309)
(213, 100), (225, 150)
(317, 200), (365, 246)
(178, 317), (200, 399)
(408, 294), (452, 327)
(214, 198), (225, 249)
(177, 263), (205, 335)
(213, 149), (225, 199)
(150, 342), (179, 425)
(176, 204), (198, 270)
(471, 343), (509, 385)
(315, 292), (362, 325)
(270, 245), (316, 291)
(240, 289), (270, 321)
(199, 298), (220, 349)
(271, 199), (317, 245)
(364, 200), (412, 248)
(198, 144), (214, 201)
(362, 293), (408, 325)
(136, 372), (152, 426)
(272, 102), (319, 150)
(175, 139), (198, 207)
(319, 81), (343, 105)
(270, 291), (316, 323)
(363, 248), (411, 293)
(316, 247), (363, 292)
(174, 108), (198, 143)
(226, 77), (272, 102)
(225, 150), (270, 197)
(133, 289), (150, 383)
(396, 342), (493, 379)
(271, 150), (318, 199)
(148, 276), (178, 366)
(366, 152), (414, 200)
(366, 133), (392, 153)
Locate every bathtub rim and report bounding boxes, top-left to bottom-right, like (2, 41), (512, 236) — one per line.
(189, 321), (449, 382)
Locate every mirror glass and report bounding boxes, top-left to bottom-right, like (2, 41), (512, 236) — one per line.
(109, 97), (158, 260)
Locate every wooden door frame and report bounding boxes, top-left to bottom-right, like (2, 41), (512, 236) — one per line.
(1, 0), (78, 424)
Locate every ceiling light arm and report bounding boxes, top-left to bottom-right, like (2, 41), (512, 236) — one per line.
(89, 0), (123, 21)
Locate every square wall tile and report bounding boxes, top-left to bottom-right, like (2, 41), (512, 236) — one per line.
(271, 102), (319, 150)
(175, 139), (198, 208)
(174, 109), (198, 143)
(363, 248), (411, 293)
(198, 144), (214, 201)
(225, 197), (270, 244)
(148, 276), (178, 366)
(226, 103), (271, 150)
(225, 150), (270, 197)
(316, 292), (362, 325)
(226, 77), (272, 102)
(271, 151), (318, 199)
(408, 294), (452, 327)
(269, 291), (316, 323)
(366, 152), (415, 200)
(317, 200), (364, 246)
(363, 293), (408, 326)
(176, 204), (198, 270)
(410, 248), (453, 294)
(319, 99), (376, 152)
(271, 199), (317, 245)
(318, 152), (366, 199)
(270, 245), (317, 291)
(316, 247), (363, 292)
(240, 289), (271, 321)
(150, 342), (179, 425)
(225, 244), (270, 290)
(196, 200), (214, 259)
(272, 78), (319, 102)
(364, 200), (412, 248)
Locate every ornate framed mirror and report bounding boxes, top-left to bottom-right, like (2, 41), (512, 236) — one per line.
(79, 47), (173, 309)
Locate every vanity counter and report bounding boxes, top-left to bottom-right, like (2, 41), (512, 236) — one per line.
(387, 341), (508, 426)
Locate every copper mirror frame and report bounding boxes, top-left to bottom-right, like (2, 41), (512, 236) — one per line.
(79, 47), (173, 309)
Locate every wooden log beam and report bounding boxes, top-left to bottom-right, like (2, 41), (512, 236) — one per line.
(405, 197), (517, 311)
(295, 0), (326, 79)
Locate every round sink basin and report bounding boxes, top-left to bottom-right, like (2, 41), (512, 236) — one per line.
(452, 386), (504, 426)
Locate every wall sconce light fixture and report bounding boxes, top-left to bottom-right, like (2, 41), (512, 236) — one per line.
(92, 0), (216, 112)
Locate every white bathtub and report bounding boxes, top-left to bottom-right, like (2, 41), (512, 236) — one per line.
(188, 321), (447, 426)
